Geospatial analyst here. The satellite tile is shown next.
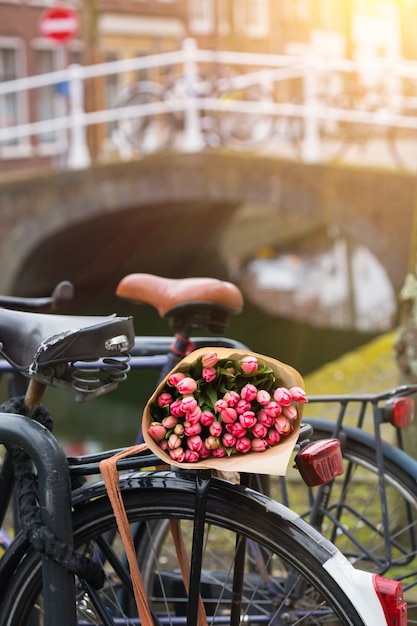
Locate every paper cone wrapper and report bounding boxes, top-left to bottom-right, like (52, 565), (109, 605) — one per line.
(142, 348), (305, 476)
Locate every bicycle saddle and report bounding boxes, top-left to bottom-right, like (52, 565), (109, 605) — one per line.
(0, 308), (135, 373)
(116, 274), (244, 317)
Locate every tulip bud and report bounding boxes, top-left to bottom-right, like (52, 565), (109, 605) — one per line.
(202, 351), (218, 368)
(177, 377), (198, 395)
(241, 355), (258, 374)
(148, 423), (166, 441)
(290, 386), (308, 403)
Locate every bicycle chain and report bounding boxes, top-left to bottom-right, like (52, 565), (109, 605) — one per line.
(1, 396), (105, 589)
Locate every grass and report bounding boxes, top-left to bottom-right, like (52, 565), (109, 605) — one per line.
(304, 329), (399, 396)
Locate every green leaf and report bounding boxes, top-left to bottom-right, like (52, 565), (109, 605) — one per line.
(204, 387), (218, 410)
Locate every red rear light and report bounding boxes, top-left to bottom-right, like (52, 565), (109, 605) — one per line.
(383, 397), (415, 428)
(373, 574), (407, 626)
(295, 438), (344, 487)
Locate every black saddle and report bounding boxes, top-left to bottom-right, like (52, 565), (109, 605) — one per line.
(0, 308), (135, 373)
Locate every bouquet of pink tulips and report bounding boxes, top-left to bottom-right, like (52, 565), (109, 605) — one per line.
(143, 348), (307, 475)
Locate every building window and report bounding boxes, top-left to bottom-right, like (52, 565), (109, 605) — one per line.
(189, 0), (214, 34)
(33, 46), (68, 155)
(0, 38), (30, 157)
(247, 0), (269, 37)
(234, 0), (269, 38)
(218, 0), (232, 36)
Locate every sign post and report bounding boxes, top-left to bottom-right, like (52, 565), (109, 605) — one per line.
(39, 6), (90, 169)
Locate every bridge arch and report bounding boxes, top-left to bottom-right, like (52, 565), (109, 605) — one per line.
(0, 152), (414, 314)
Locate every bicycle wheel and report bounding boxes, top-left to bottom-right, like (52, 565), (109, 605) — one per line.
(272, 419), (417, 621)
(215, 77), (275, 151)
(115, 81), (174, 153)
(0, 470), (377, 625)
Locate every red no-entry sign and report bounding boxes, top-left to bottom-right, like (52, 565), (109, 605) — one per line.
(39, 5), (79, 44)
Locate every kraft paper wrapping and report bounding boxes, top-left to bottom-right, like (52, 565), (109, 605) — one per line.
(142, 348), (305, 476)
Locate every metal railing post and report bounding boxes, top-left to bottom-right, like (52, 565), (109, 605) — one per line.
(181, 38), (205, 152)
(67, 63), (91, 169)
(301, 58), (321, 163)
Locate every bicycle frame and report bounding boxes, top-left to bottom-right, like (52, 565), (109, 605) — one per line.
(0, 412), (75, 626)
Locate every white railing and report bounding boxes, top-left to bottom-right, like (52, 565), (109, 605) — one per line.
(2, 38), (417, 169)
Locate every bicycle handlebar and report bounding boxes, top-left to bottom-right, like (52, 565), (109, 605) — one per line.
(0, 281), (74, 311)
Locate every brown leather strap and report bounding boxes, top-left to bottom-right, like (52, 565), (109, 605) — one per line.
(100, 445), (208, 626)
(100, 444), (153, 626)
(169, 520), (208, 626)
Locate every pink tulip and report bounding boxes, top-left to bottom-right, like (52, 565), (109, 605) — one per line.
(209, 421), (223, 437)
(220, 407), (238, 424)
(290, 386), (308, 402)
(170, 400), (185, 417)
(177, 377), (197, 395)
(241, 355), (258, 373)
(223, 391), (240, 407)
(184, 422), (202, 436)
(202, 351), (218, 368)
(159, 439), (169, 451)
(185, 406), (202, 424)
(212, 447), (227, 458)
(282, 404), (298, 421)
(162, 415), (178, 429)
(236, 399), (251, 415)
(168, 372), (185, 386)
(200, 410), (215, 426)
(180, 395), (198, 414)
(202, 367), (217, 383)
(274, 416), (293, 435)
(226, 422), (247, 438)
(235, 437), (251, 453)
(222, 432), (236, 448)
(256, 390), (271, 405)
(241, 384), (257, 402)
(157, 392), (173, 407)
(273, 387), (293, 406)
(169, 448), (185, 462)
(252, 422), (267, 439)
(257, 409), (275, 427)
(266, 429), (280, 446)
(199, 445), (212, 459)
(215, 399), (228, 412)
(264, 401), (282, 418)
(184, 449), (200, 462)
(148, 423), (166, 441)
(187, 435), (203, 451)
(251, 438), (268, 452)
(239, 411), (257, 429)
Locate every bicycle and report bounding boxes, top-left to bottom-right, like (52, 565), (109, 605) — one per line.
(0, 274), (405, 625)
(112, 66), (276, 155)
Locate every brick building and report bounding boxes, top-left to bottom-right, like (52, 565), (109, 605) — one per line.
(1, 0), (414, 173)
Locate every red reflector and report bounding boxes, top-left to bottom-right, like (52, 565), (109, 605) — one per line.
(385, 397), (415, 428)
(295, 439), (344, 487)
(373, 574), (407, 626)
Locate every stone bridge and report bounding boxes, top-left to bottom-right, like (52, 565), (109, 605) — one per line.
(0, 152), (415, 316)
